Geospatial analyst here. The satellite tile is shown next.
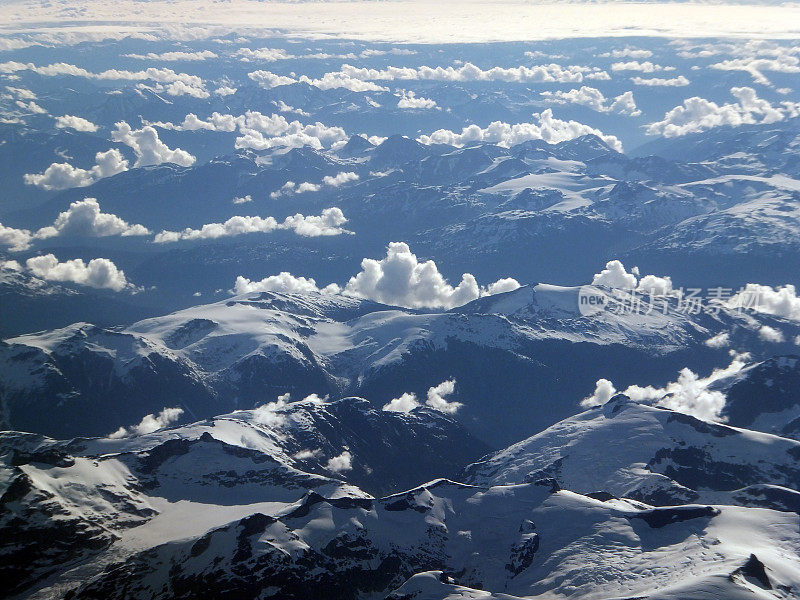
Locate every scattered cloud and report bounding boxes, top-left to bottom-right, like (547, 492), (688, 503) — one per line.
(600, 48), (653, 59)
(154, 207), (349, 243)
(582, 355), (749, 422)
(611, 61), (675, 72)
(111, 121), (196, 167)
(418, 109), (622, 152)
(0, 61), (208, 97)
(727, 283), (800, 321)
(592, 259), (637, 289)
(382, 392), (421, 413)
(704, 332), (730, 349)
(646, 86), (800, 137)
(54, 114), (98, 132)
(24, 148), (129, 190)
(338, 62), (608, 83)
(397, 90), (438, 110)
(248, 68), (389, 92)
(631, 75), (690, 86)
(0, 223), (33, 252)
(25, 254), (131, 291)
(214, 85), (237, 96)
(273, 100), (309, 116)
(325, 450), (353, 473)
(271, 171), (359, 198)
(343, 241), (519, 309)
(253, 393), (290, 428)
(581, 378), (616, 407)
(148, 110), (348, 152)
(234, 242), (518, 309)
(758, 325), (785, 343)
(35, 198), (149, 240)
(109, 406), (184, 438)
(592, 259), (673, 294)
(247, 69), (297, 88)
(383, 379), (462, 414)
(236, 47), (294, 61)
(424, 379), (462, 414)
(4, 86), (36, 100)
(15, 99), (46, 114)
(541, 86), (641, 116)
(710, 55), (800, 86)
(299, 72), (389, 92)
(233, 272), (341, 295)
(124, 50), (218, 61)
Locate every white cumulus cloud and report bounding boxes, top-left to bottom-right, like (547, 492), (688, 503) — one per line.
(382, 392), (421, 413)
(541, 86), (641, 116)
(124, 50), (217, 61)
(383, 379), (462, 414)
(54, 114), (98, 132)
(611, 61), (674, 72)
(154, 207), (349, 243)
(111, 121), (195, 167)
(631, 75), (690, 86)
(233, 272), (341, 295)
(582, 355), (748, 422)
(710, 54), (800, 86)
(326, 450), (353, 473)
(253, 393), (290, 428)
(35, 198), (149, 240)
(24, 148), (129, 190)
(343, 242), (519, 309)
(727, 284), (800, 321)
(418, 109), (622, 152)
(758, 325), (785, 343)
(591, 260), (673, 294)
(0, 223), (33, 252)
(338, 62), (607, 84)
(397, 90), (438, 110)
(25, 254), (130, 291)
(646, 86), (800, 137)
(109, 406), (184, 438)
(424, 379), (462, 414)
(272, 171), (359, 198)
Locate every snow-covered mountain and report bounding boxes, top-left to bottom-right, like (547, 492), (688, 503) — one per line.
(3, 28), (800, 600)
(5, 286), (799, 444)
(62, 478), (800, 600)
(717, 355), (800, 439)
(5, 117), (799, 326)
(0, 396), (487, 597)
(463, 396), (800, 508)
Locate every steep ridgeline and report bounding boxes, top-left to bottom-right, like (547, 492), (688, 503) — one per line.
(715, 355), (800, 439)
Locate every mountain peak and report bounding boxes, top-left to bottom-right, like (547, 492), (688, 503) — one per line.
(338, 134), (375, 157)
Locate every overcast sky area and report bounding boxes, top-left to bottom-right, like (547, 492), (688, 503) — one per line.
(2, 0), (800, 43)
